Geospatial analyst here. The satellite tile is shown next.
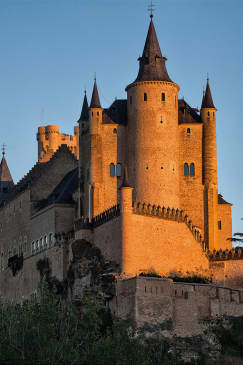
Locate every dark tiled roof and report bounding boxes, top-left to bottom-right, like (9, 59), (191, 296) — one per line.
(135, 19), (173, 83)
(218, 194), (231, 205)
(78, 92), (89, 122)
(8, 145), (77, 201)
(90, 79), (101, 108)
(201, 80), (215, 109)
(178, 99), (202, 124)
(37, 167), (78, 210)
(103, 99), (127, 125)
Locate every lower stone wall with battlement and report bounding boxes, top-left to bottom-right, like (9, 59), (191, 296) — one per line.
(109, 276), (243, 338)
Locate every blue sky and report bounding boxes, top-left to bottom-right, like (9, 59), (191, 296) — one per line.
(0, 0), (243, 235)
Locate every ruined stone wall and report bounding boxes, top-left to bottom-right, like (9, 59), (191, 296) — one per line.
(110, 277), (243, 338)
(179, 123), (204, 232)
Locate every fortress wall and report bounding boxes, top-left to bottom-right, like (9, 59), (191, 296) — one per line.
(179, 124), (204, 232)
(111, 277), (243, 338)
(122, 213), (209, 276)
(217, 203), (232, 250)
(75, 216), (122, 268)
(210, 260), (243, 289)
(0, 190), (31, 268)
(0, 244), (67, 302)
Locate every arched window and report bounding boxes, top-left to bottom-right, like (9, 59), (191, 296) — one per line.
(144, 93), (147, 101)
(116, 163), (122, 177)
(187, 128), (190, 134)
(190, 163), (195, 176)
(161, 93), (165, 101)
(113, 128), (117, 134)
(184, 163), (189, 176)
(110, 163), (115, 177)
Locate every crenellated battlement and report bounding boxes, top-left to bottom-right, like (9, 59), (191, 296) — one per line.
(132, 201), (206, 249)
(75, 204), (120, 231)
(207, 247), (243, 261)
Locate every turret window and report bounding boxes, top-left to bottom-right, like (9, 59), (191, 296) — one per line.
(161, 93), (165, 101)
(187, 128), (191, 134)
(190, 163), (195, 176)
(208, 111), (210, 116)
(144, 93), (147, 101)
(110, 163), (115, 177)
(184, 163), (189, 176)
(116, 163), (122, 177)
(218, 220), (222, 230)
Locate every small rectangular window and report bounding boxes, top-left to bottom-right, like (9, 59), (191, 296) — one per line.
(162, 93), (165, 101)
(218, 221), (222, 230)
(144, 93), (147, 101)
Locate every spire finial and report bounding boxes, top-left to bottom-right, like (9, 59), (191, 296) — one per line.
(207, 72), (209, 82)
(94, 73), (96, 82)
(148, 1), (155, 19)
(2, 144), (6, 157)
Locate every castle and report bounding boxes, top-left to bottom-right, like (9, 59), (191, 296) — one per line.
(0, 14), (243, 306)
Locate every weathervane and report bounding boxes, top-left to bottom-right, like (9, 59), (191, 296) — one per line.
(1, 144), (6, 156)
(148, 1), (155, 19)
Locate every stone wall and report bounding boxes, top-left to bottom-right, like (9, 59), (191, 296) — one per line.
(110, 276), (243, 338)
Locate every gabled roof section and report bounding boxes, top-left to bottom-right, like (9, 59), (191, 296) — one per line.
(135, 18), (173, 83)
(178, 99), (202, 124)
(78, 91), (89, 122)
(201, 79), (215, 109)
(37, 167), (78, 211)
(103, 99), (127, 125)
(8, 145), (77, 200)
(0, 154), (13, 183)
(90, 79), (101, 108)
(218, 194), (231, 205)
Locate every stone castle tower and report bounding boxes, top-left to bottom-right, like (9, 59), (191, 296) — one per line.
(75, 14), (232, 275)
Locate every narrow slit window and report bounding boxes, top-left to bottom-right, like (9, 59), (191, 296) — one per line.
(110, 163), (115, 177)
(187, 128), (190, 134)
(161, 93), (165, 101)
(116, 163), (122, 177)
(144, 93), (147, 101)
(184, 163), (189, 176)
(208, 111), (210, 116)
(218, 221), (222, 230)
(190, 163), (195, 176)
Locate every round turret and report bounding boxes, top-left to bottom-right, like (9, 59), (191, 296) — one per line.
(46, 125), (60, 150)
(126, 18), (180, 207)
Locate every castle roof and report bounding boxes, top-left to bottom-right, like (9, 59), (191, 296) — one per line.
(0, 154), (13, 183)
(7, 145), (77, 202)
(201, 79), (215, 109)
(134, 18), (173, 83)
(178, 99), (202, 124)
(218, 194), (231, 205)
(90, 79), (101, 108)
(78, 91), (89, 122)
(37, 167), (78, 210)
(103, 99), (127, 125)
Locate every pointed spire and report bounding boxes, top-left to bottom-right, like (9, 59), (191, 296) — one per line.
(201, 77), (215, 109)
(90, 78), (101, 108)
(121, 166), (131, 188)
(0, 152), (13, 183)
(78, 90), (89, 122)
(135, 18), (173, 83)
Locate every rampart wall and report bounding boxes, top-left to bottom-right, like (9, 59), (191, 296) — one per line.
(109, 276), (243, 338)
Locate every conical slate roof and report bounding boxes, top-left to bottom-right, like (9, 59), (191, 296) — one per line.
(135, 18), (173, 83)
(78, 92), (89, 122)
(201, 79), (215, 109)
(90, 79), (101, 108)
(0, 154), (13, 182)
(121, 166), (131, 188)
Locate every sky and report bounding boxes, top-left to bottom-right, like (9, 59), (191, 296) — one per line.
(0, 0), (243, 236)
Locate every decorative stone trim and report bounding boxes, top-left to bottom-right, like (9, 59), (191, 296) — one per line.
(207, 247), (243, 261)
(125, 80), (180, 92)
